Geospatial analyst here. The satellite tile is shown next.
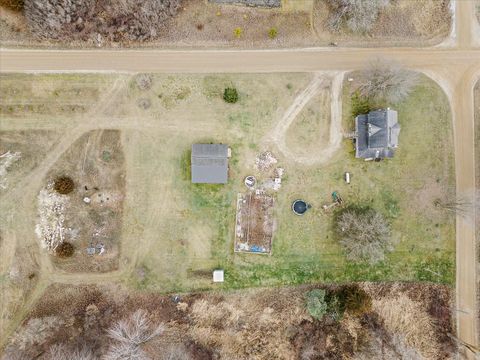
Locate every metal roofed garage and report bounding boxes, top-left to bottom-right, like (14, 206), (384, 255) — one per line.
(191, 144), (228, 184)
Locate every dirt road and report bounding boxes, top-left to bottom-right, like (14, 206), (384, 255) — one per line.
(0, 0), (479, 357)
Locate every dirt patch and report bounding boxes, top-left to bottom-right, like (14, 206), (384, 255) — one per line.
(37, 130), (126, 273)
(409, 177), (454, 223)
(1, 282), (455, 359)
(234, 192), (275, 254)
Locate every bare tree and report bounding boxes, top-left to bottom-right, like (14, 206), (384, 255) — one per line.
(110, 0), (181, 41)
(326, 0), (390, 33)
(0, 350), (30, 360)
(24, 0), (95, 40)
(24, 0), (181, 42)
(48, 343), (96, 360)
(336, 207), (393, 264)
(356, 58), (419, 104)
(434, 190), (480, 217)
(135, 74), (153, 91)
(162, 345), (193, 360)
(104, 309), (165, 360)
(11, 316), (65, 350)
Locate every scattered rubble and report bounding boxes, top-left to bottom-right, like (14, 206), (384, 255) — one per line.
(35, 186), (69, 251)
(0, 151), (21, 190)
(255, 151), (278, 172)
(260, 167), (285, 191)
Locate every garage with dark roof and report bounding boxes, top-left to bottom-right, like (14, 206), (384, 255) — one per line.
(191, 144), (229, 184)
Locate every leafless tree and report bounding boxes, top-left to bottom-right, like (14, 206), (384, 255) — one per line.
(326, 0), (390, 33)
(135, 74), (153, 91)
(356, 58), (419, 104)
(162, 345), (193, 360)
(11, 316), (65, 350)
(434, 190), (480, 217)
(336, 207), (393, 264)
(0, 350), (30, 360)
(24, 0), (95, 40)
(24, 0), (181, 42)
(104, 309), (165, 360)
(109, 0), (181, 41)
(48, 343), (96, 360)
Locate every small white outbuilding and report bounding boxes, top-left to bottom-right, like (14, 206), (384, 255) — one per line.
(213, 269), (224, 283)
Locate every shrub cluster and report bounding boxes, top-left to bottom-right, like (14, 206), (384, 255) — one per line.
(268, 27), (278, 39)
(306, 289), (328, 320)
(223, 87), (239, 103)
(54, 176), (75, 194)
(306, 285), (372, 321)
(55, 242), (75, 258)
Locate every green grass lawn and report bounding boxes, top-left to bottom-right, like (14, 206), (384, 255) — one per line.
(226, 75), (455, 289)
(125, 73), (455, 293)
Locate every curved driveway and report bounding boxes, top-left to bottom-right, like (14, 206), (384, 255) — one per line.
(0, 0), (479, 357)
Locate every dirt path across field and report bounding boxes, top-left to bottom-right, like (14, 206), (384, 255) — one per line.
(0, 77), (132, 347)
(268, 71), (345, 165)
(0, 0), (479, 357)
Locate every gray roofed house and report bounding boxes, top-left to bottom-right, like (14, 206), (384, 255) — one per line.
(191, 144), (229, 184)
(355, 109), (400, 159)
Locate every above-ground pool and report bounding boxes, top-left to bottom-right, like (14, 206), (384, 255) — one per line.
(292, 199), (310, 215)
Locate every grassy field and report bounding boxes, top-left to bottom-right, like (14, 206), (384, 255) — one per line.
(0, 72), (455, 300)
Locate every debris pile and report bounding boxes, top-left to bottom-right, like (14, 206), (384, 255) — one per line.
(255, 151), (278, 172)
(35, 186), (68, 251)
(0, 151), (21, 190)
(262, 167), (284, 191)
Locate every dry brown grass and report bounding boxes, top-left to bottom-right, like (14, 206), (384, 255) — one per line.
(189, 288), (308, 359)
(1, 283), (456, 360)
(160, 0), (313, 48)
(409, 0), (451, 37)
(373, 294), (439, 359)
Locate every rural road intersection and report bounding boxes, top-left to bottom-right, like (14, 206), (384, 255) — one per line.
(0, 0), (479, 357)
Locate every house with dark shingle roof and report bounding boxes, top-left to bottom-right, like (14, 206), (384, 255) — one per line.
(191, 144), (228, 184)
(355, 109), (400, 159)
